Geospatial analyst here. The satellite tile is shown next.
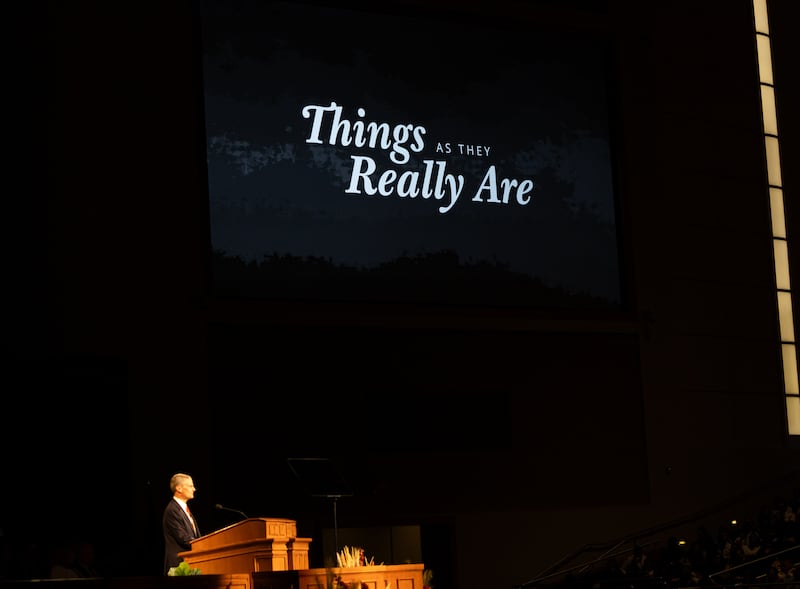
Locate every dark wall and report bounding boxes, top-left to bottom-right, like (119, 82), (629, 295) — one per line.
(206, 325), (648, 511)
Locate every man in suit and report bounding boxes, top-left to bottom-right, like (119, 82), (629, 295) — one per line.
(163, 473), (201, 574)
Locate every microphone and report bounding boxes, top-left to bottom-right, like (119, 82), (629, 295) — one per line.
(215, 503), (249, 519)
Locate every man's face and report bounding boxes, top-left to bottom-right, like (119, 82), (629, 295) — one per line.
(178, 478), (196, 500)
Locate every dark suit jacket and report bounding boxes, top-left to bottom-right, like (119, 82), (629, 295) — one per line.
(163, 498), (201, 574)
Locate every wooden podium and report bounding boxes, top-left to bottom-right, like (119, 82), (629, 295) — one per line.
(180, 518), (312, 574)
(179, 518), (424, 589)
(273, 563), (426, 589)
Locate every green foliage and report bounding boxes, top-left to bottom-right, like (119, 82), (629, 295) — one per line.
(167, 561), (202, 576)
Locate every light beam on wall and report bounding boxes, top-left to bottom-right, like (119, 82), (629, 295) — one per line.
(753, 0), (799, 435)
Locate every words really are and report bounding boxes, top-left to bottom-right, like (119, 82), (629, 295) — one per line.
(302, 102), (535, 214)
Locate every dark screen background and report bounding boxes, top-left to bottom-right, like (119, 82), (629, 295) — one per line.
(199, 0), (624, 310)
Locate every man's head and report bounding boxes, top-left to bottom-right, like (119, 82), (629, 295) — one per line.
(170, 473), (196, 501)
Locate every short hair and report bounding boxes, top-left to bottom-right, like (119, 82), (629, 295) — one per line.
(170, 473), (192, 493)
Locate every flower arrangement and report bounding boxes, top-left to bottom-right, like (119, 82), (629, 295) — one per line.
(336, 545), (380, 567)
(167, 561), (202, 576)
(326, 546), (385, 589)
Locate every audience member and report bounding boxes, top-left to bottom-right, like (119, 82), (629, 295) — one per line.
(620, 544), (652, 578)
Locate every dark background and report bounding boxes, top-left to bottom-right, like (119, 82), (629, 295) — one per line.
(8, 1), (800, 588)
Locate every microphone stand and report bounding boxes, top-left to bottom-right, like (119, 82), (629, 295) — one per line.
(215, 504), (249, 520)
(286, 457), (353, 562)
(319, 494), (347, 558)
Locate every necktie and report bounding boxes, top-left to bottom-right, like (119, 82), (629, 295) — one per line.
(187, 506), (198, 535)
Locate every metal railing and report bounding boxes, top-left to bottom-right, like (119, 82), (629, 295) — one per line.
(515, 470), (800, 589)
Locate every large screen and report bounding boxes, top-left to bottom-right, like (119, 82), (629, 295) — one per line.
(198, 0), (623, 310)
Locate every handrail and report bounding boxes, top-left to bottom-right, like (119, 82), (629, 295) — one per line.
(516, 539), (663, 587)
(514, 469), (800, 589)
(575, 540), (626, 575)
(524, 541), (625, 584)
(706, 544), (799, 583)
(682, 584), (797, 589)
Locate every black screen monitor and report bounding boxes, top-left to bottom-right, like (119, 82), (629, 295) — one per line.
(198, 0), (625, 313)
